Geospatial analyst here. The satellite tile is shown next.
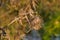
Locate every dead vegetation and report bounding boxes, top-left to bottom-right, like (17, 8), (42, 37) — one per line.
(0, 0), (43, 40)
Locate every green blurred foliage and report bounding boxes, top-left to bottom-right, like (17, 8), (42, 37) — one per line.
(36, 0), (60, 40)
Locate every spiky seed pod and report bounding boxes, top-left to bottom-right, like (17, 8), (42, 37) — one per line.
(18, 0), (43, 33)
(31, 16), (43, 30)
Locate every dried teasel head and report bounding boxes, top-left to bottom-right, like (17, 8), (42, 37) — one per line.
(18, 0), (43, 33)
(31, 15), (43, 30)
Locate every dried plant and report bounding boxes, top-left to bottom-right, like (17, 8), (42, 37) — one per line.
(0, 0), (43, 40)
